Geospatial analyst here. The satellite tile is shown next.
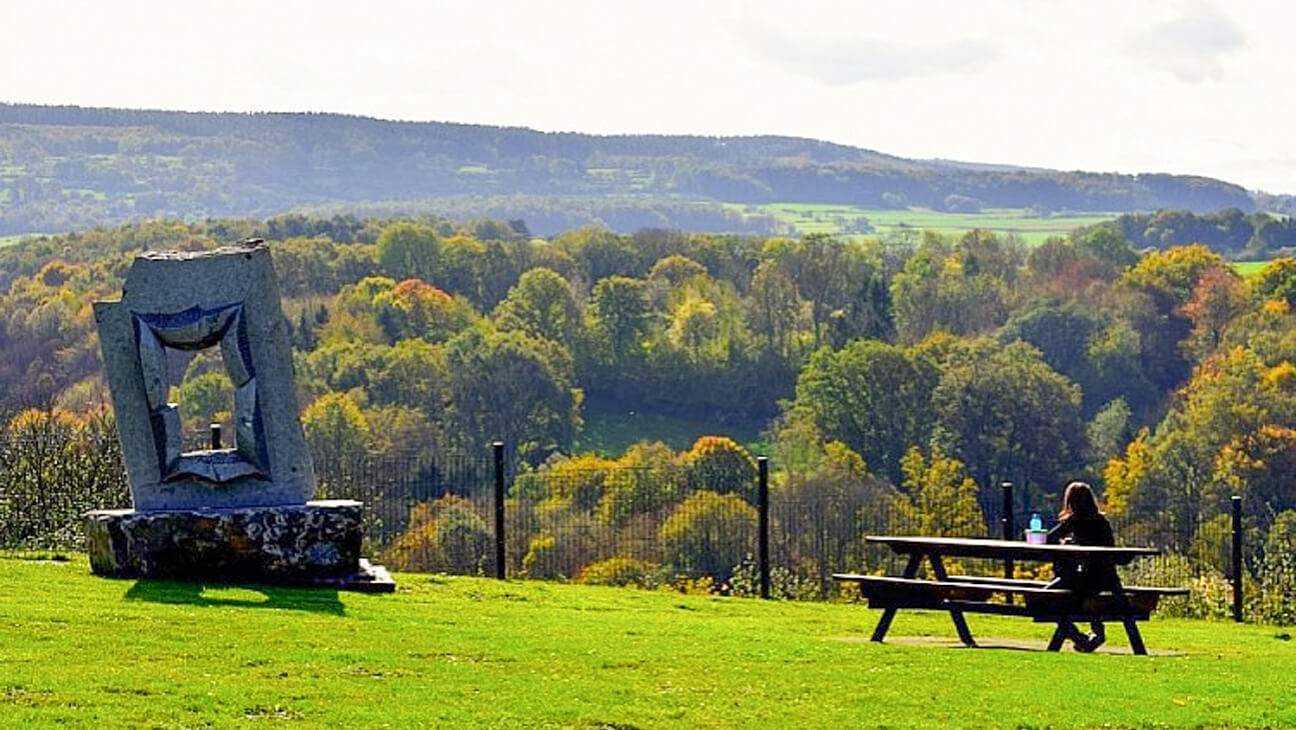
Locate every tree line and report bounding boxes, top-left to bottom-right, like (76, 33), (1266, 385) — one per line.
(0, 103), (1258, 235)
(6, 214), (1296, 594)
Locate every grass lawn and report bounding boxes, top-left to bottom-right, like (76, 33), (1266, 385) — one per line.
(1, 555), (1294, 729)
(576, 402), (765, 457)
(732, 203), (1117, 246)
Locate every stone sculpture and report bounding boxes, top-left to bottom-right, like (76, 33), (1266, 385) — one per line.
(85, 242), (393, 591)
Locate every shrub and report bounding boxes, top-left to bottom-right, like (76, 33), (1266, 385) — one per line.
(577, 557), (663, 588)
(658, 490), (757, 578)
(384, 495), (492, 574)
(683, 436), (758, 503)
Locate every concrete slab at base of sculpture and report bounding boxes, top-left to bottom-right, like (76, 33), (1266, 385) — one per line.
(86, 242), (393, 592)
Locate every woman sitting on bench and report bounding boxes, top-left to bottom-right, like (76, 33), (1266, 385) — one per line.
(1046, 481), (1117, 652)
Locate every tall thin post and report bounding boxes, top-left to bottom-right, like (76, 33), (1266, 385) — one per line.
(493, 441), (506, 581)
(1001, 482), (1014, 584)
(209, 423), (222, 450)
(1232, 495), (1243, 623)
(757, 456), (770, 600)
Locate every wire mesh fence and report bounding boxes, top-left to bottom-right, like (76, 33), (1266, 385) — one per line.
(0, 433), (1288, 621)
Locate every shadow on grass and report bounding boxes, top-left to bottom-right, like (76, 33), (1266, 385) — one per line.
(125, 579), (345, 615)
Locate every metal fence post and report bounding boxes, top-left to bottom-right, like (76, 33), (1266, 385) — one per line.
(210, 423), (221, 450)
(493, 441), (506, 581)
(1232, 495), (1243, 623)
(1001, 482), (1014, 585)
(757, 456), (770, 600)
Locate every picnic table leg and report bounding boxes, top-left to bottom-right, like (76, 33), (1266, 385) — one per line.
(1108, 576), (1148, 655)
(870, 553), (924, 643)
(926, 553), (977, 647)
(1046, 624), (1068, 652)
(1122, 619), (1147, 655)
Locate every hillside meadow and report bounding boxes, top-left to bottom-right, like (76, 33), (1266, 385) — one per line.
(728, 203), (1119, 245)
(1, 554), (1293, 729)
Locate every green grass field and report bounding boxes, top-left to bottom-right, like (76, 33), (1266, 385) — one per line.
(576, 403), (764, 457)
(1231, 261), (1270, 277)
(732, 203), (1118, 246)
(2, 554), (1294, 729)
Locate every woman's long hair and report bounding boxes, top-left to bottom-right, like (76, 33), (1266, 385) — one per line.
(1058, 481), (1101, 520)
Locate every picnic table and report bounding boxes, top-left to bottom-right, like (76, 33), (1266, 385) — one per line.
(833, 536), (1187, 655)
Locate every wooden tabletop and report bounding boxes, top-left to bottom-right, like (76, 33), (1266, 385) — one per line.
(866, 535), (1159, 565)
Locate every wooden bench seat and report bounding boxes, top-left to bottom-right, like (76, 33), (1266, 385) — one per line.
(832, 572), (1190, 653)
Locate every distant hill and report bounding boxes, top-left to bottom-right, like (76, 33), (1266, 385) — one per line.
(0, 103), (1259, 236)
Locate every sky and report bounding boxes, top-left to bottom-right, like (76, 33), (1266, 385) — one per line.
(5, 0), (1295, 194)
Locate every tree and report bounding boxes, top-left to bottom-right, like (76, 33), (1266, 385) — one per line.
(302, 392), (372, 465)
(493, 267), (583, 351)
(1178, 265), (1251, 362)
(385, 496), (492, 574)
(589, 276), (652, 366)
(745, 259), (805, 365)
(930, 339), (1086, 512)
(374, 279), (475, 343)
(890, 233), (1009, 343)
(1252, 258), (1296, 307)
(442, 327), (581, 464)
(1114, 244), (1224, 390)
(376, 222), (443, 283)
(896, 446), (985, 537)
(367, 338), (446, 417)
(682, 436), (758, 502)
(791, 340), (938, 485)
(658, 491), (757, 578)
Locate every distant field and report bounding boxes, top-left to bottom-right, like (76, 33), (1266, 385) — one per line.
(1232, 261), (1270, 277)
(576, 402), (764, 457)
(732, 203), (1118, 246)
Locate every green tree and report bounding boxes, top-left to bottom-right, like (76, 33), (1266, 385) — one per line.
(376, 222), (443, 283)
(930, 339), (1086, 511)
(791, 340), (938, 485)
(745, 259), (805, 365)
(1252, 258), (1296, 307)
(443, 327), (581, 464)
(493, 267), (583, 351)
(589, 276), (652, 366)
(302, 392), (372, 465)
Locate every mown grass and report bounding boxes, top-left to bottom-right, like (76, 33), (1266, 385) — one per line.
(732, 203), (1117, 246)
(1, 555), (1294, 729)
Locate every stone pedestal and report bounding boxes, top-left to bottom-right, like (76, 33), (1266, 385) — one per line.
(85, 500), (394, 592)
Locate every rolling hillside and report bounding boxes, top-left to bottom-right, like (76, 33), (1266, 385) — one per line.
(0, 103), (1260, 236)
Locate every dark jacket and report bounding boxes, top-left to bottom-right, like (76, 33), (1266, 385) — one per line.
(1046, 514), (1118, 593)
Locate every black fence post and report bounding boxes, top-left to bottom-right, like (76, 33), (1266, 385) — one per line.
(1001, 482), (1014, 585)
(493, 441), (506, 581)
(210, 423), (221, 450)
(1232, 495), (1243, 623)
(757, 456), (770, 600)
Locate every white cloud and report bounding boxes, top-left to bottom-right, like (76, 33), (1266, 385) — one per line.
(1120, 2), (1246, 83)
(740, 21), (999, 84)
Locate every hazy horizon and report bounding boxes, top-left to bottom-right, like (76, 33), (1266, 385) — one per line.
(6, 1), (1294, 194)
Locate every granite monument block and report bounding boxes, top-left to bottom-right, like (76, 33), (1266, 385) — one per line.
(86, 242), (393, 591)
